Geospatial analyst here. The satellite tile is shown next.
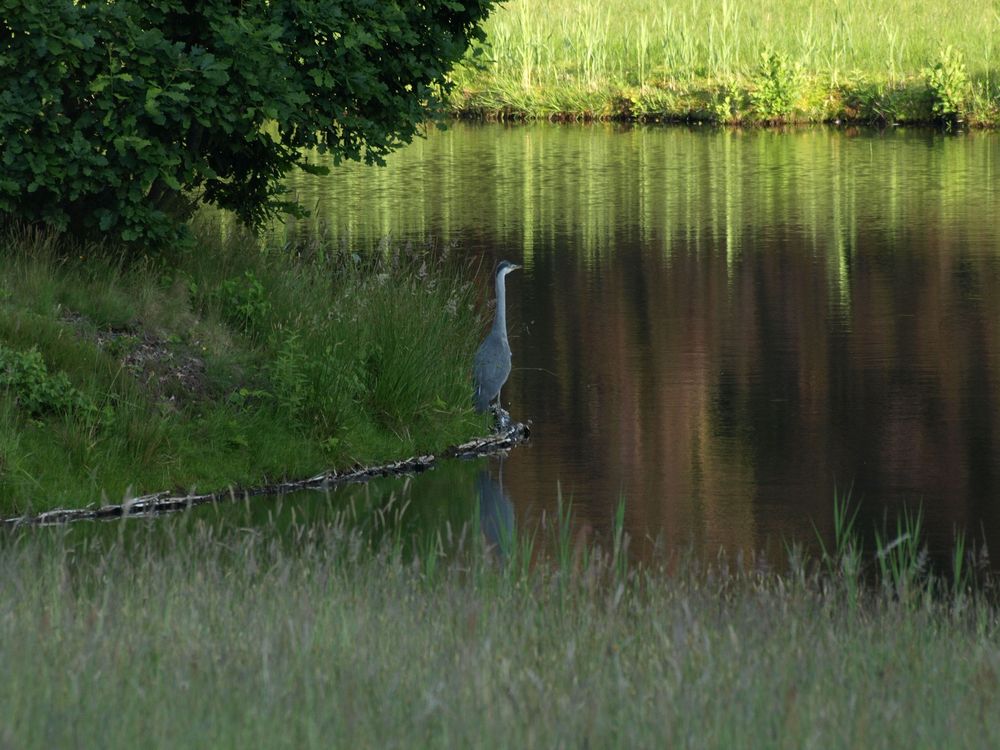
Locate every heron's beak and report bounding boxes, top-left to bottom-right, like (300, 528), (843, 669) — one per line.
(512, 263), (522, 270)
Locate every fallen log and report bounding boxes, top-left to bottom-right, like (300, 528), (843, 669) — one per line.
(2, 421), (530, 527)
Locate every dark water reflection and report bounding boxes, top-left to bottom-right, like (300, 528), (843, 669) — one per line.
(274, 123), (1000, 563)
(477, 459), (515, 560)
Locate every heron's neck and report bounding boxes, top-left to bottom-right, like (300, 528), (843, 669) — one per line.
(492, 272), (508, 340)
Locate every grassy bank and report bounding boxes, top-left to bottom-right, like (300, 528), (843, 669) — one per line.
(0, 227), (486, 514)
(1, 499), (998, 748)
(450, 0), (1000, 125)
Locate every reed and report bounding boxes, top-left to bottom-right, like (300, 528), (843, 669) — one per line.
(451, 0), (1000, 124)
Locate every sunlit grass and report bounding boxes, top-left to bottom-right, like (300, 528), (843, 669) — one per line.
(451, 0), (1000, 124)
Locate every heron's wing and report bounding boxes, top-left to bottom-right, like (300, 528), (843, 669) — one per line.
(472, 336), (512, 411)
(474, 338), (511, 380)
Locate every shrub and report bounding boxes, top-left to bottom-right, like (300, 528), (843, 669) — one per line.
(0, 344), (102, 421)
(216, 271), (272, 337)
(712, 82), (747, 124)
(0, 0), (497, 247)
(925, 46), (970, 126)
(750, 51), (799, 122)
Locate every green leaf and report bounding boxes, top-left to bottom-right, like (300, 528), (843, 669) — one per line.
(89, 76), (111, 94)
(144, 87), (163, 118)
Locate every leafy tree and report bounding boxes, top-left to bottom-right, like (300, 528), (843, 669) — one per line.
(0, 0), (496, 246)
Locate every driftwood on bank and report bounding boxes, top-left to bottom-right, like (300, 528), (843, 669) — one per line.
(2, 421), (530, 527)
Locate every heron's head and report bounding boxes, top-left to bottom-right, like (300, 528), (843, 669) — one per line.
(495, 260), (522, 278)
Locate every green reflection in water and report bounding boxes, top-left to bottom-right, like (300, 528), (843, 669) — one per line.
(30, 457), (488, 560)
(273, 124), (999, 286)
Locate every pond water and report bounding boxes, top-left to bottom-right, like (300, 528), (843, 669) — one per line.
(274, 123), (1000, 564)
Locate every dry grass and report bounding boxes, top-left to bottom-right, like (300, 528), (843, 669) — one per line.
(0, 494), (998, 748)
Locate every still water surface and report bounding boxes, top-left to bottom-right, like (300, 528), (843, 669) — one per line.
(277, 123), (1000, 563)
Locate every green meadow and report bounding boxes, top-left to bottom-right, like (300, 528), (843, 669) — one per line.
(450, 0), (1000, 125)
(0, 227), (487, 515)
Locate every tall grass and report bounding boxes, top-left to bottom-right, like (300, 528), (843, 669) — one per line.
(0, 495), (998, 748)
(0, 226), (487, 513)
(452, 0), (1000, 124)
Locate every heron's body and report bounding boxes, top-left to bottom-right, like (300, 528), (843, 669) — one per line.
(473, 331), (511, 412)
(473, 261), (520, 417)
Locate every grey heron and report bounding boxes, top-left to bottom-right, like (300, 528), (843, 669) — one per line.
(473, 259), (521, 426)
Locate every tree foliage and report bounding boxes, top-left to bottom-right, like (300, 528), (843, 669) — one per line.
(0, 0), (496, 246)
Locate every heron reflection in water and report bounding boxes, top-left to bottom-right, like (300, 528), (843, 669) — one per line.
(477, 457), (514, 560)
(473, 260), (520, 429)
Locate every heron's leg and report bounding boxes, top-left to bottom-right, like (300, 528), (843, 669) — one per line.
(487, 396), (509, 431)
(495, 396), (511, 430)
